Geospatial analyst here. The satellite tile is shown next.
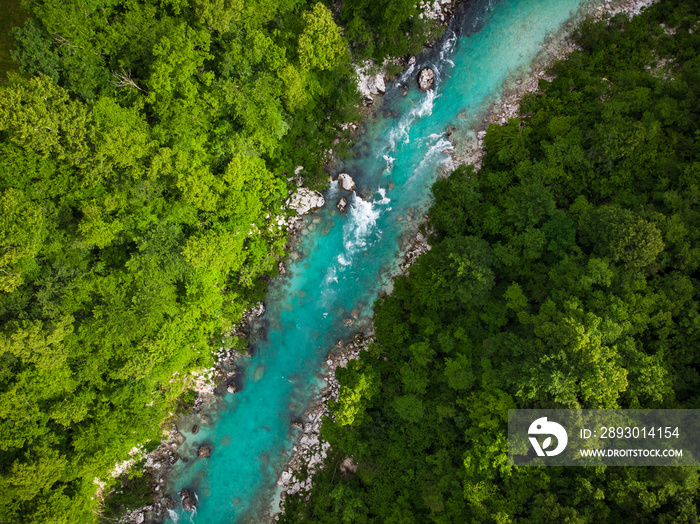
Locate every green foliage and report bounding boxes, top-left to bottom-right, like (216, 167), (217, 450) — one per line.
(299, 3), (349, 71)
(0, 0), (362, 521)
(98, 470), (152, 523)
(281, 1), (700, 522)
(0, 1), (28, 83)
(10, 20), (59, 84)
(339, 0), (436, 62)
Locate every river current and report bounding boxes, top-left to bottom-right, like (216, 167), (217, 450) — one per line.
(166, 0), (598, 521)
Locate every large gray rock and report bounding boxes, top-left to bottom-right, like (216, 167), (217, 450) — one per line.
(286, 188), (325, 215)
(337, 173), (356, 192)
(356, 60), (386, 103)
(417, 67), (435, 91)
(180, 489), (197, 511)
(336, 197), (348, 213)
(197, 445), (212, 458)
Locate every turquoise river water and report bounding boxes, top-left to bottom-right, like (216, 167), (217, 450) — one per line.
(166, 0), (602, 521)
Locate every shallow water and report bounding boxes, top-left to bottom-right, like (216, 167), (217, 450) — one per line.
(165, 1), (598, 521)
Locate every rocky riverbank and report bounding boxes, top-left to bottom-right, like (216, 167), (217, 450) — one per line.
(111, 300), (266, 523)
(273, 335), (371, 504)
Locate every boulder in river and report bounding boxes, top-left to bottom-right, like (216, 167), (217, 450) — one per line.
(197, 445), (212, 458)
(226, 382), (237, 394)
(417, 67), (435, 91)
(285, 188), (325, 215)
(337, 173), (356, 192)
(191, 424), (200, 435)
(180, 489), (197, 512)
(337, 197), (348, 213)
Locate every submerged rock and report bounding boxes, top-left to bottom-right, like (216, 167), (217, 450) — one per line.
(417, 67), (435, 91)
(180, 489), (197, 512)
(191, 424), (199, 435)
(285, 188), (325, 215)
(446, 125), (457, 137)
(337, 173), (356, 192)
(337, 197), (348, 213)
(253, 364), (265, 382)
(197, 445), (212, 458)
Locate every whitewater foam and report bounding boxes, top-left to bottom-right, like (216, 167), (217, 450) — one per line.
(342, 196), (380, 256)
(375, 188), (391, 205)
(382, 154), (395, 173)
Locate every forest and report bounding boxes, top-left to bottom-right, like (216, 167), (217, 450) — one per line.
(0, 0), (438, 521)
(280, 1), (700, 522)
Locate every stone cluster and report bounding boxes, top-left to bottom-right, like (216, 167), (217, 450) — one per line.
(356, 60), (387, 106)
(284, 188), (325, 216)
(399, 229), (433, 276)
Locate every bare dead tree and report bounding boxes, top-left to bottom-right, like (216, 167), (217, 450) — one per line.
(111, 69), (147, 94)
(52, 33), (77, 50)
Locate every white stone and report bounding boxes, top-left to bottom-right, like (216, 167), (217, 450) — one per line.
(418, 67), (435, 91)
(420, 0), (445, 21)
(336, 197), (348, 213)
(337, 173), (356, 192)
(285, 188), (325, 215)
(277, 471), (292, 485)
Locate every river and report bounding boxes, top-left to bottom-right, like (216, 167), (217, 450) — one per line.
(165, 0), (598, 521)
